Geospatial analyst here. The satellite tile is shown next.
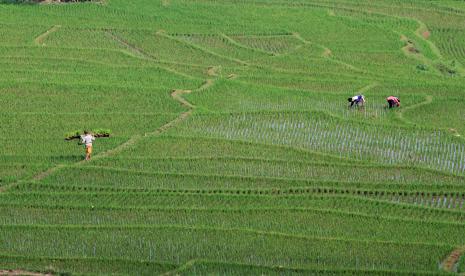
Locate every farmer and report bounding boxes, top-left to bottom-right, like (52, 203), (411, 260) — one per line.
(81, 130), (95, 161)
(348, 94), (365, 108)
(386, 96), (400, 108)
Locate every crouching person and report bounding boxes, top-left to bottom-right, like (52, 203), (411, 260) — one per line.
(348, 95), (365, 108)
(386, 96), (400, 108)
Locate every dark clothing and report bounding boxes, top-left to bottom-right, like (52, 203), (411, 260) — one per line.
(388, 99), (396, 108)
(349, 95), (365, 107)
(387, 96), (400, 108)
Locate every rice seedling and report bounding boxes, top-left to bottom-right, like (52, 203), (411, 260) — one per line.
(1, 0), (465, 274)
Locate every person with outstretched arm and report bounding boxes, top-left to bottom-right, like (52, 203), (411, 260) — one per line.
(80, 130), (95, 161)
(386, 96), (400, 108)
(348, 94), (365, 108)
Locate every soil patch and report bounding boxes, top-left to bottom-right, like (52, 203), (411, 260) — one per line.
(323, 48), (332, 57)
(422, 30), (431, 39)
(207, 66), (220, 76)
(34, 25), (60, 46)
(407, 45), (420, 54)
(442, 246), (465, 273)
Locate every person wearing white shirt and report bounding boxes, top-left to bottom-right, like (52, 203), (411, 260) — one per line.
(80, 130), (96, 161)
(348, 95), (365, 108)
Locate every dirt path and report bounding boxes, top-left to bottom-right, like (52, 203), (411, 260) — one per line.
(94, 79), (213, 158)
(34, 25), (61, 46)
(442, 246), (465, 273)
(1, 28), (216, 193)
(395, 95), (465, 141)
(399, 33), (443, 76)
(0, 270), (52, 276)
(395, 95), (433, 125)
(413, 19), (443, 60)
(401, 20), (464, 76)
(84, 80), (212, 159)
(0, 79), (215, 192)
(207, 66), (220, 77)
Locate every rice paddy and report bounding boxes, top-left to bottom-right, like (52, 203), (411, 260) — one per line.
(1, 0), (465, 275)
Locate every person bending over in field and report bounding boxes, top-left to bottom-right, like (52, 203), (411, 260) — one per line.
(81, 130), (95, 161)
(348, 94), (365, 108)
(386, 96), (400, 108)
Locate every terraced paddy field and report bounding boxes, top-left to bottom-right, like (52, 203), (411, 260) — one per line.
(1, 0), (465, 275)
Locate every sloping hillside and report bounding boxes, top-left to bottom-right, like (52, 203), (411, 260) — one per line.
(1, 0), (465, 274)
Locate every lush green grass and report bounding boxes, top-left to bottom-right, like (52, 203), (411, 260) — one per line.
(1, 0), (465, 274)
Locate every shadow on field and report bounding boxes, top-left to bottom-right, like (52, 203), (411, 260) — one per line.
(51, 155), (83, 163)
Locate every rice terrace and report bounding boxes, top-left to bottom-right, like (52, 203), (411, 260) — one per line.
(1, 0), (465, 275)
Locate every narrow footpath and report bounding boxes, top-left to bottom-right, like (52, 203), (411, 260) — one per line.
(0, 79), (214, 193)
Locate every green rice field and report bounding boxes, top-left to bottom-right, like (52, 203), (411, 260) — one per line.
(1, 0), (465, 274)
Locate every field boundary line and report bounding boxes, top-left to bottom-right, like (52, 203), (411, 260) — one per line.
(104, 30), (196, 80)
(66, 164), (464, 186)
(92, 79), (214, 158)
(158, 31), (249, 66)
(288, 2), (450, 71)
(321, 1), (465, 77)
(0, 270), (52, 276)
(397, 32), (443, 76)
(182, 105), (442, 132)
(5, 189), (465, 218)
(221, 32), (305, 58)
(0, 79), (214, 193)
(3, 203), (465, 228)
(319, 0), (465, 18)
(138, 134), (465, 177)
(161, 258), (437, 276)
(314, 2), (441, 61)
(0, 164), (63, 193)
(0, 52), (220, 70)
(413, 19), (443, 60)
(5, 191), (465, 221)
(395, 95), (433, 126)
(358, 82), (379, 93)
(34, 25), (61, 46)
(162, 259), (198, 276)
(291, 32), (365, 73)
(104, 30), (149, 59)
(0, 78), (198, 93)
(442, 246), (465, 273)
(87, 154), (465, 175)
(3, 112), (179, 116)
(220, 33), (279, 56)
(0, 223), (454, 249)
(97, 155), (356, 165)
